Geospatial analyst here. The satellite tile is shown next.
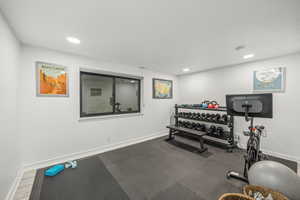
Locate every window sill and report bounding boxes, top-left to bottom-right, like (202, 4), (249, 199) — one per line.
(78, 112), (144, 121)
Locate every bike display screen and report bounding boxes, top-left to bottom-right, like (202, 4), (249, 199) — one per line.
(226, 93), (273, 118)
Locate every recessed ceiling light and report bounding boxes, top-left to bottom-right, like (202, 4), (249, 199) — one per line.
(243, 54), (255, 59)
(130, 80), (135, 83)
(183, 68), (190, 72)
(66, 37), (80, 44)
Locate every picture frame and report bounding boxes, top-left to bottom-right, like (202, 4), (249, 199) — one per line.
(152, 78), (173, 99)
(253, 67), (285, 93)
(36, 61), (69, 97)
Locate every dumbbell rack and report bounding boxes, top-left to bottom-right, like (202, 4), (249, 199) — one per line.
(174, 104), (236, 151)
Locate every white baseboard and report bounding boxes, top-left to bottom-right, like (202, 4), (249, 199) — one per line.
(23, 131), (168, 171)
(5, 167), (23, 200)
(238, 143), (300, 163)
(262, 150), (300, 176)
(263, 149), (300, 163)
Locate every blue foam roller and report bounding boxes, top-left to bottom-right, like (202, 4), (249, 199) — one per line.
(44, 164), (65, 176)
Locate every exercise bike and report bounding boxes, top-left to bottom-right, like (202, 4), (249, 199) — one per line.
(242, 124), (266, 178)
(225, 93), (272, 183)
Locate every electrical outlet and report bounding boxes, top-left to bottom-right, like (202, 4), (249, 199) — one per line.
(234, 134), (240, 142)
(243, 129), (250, 136)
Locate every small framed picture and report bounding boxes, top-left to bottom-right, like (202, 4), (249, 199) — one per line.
(153, 78), (173, 99)
(36, 61), (69, 97)
(253, 67), (285, 93)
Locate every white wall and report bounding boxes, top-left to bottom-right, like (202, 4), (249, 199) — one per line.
(19, 46), (178, 166)
(0, 12), (21, 199)
(178, 53), (300, 161)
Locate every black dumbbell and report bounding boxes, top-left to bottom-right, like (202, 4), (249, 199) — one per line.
(207, 125), (216, 135)
(216, 127), (224, 136)
(177, 120), (181, 126)
(191, 122), (197, 129)
(205, 113), (211, 121)
(178, 121), (183, 127)
(219, 114), (228, 124)
(201, 113), (206, 120)
(199, 124), (206, 132)
(189, 122), (194, 129)
(182, 121), (187, 128)
(189, 113), (194, 119)
(209, 114), (216, 122)
(195, 123), (204, 131)
(213, 114), (221, 122)
(186, 113), (191, 118)
(195, 123), (201, 131)
(187, 121), (193, 129)
(191, 113), (197, 119)
(224, 131), (230, 139)
(182, 112), (188, 118)
(180, 121), (184, 127)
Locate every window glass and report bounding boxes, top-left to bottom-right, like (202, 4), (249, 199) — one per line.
(115, 78), (140, 113)
(81, 73), (114, 116)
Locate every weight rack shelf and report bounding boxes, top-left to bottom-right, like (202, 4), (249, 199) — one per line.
(175, 115), (228, 125)
(172, 104), (236, 151)
(203, 135), (230, 145)
(167, 125), (207, 137)
(176, 106), (227, 112)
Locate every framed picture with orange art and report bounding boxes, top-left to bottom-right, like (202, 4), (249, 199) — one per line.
(36, 61), (69, 97)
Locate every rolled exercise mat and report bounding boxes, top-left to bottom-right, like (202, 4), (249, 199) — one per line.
(44, 164), (65, 177)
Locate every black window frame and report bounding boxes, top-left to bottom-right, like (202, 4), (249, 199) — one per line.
(80, 71), (141, 118)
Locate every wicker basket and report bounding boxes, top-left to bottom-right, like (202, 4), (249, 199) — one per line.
(218, 193), (255, 200)
(243, 185), (289, 200)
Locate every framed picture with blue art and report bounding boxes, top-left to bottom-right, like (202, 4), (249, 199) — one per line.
(152, 78), (173, 99)
(253, 67), (285, 93)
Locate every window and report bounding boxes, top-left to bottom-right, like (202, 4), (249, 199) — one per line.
(80, 71), (141, 117)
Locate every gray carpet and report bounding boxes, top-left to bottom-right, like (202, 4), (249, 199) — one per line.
(31, 136), (298, 200)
